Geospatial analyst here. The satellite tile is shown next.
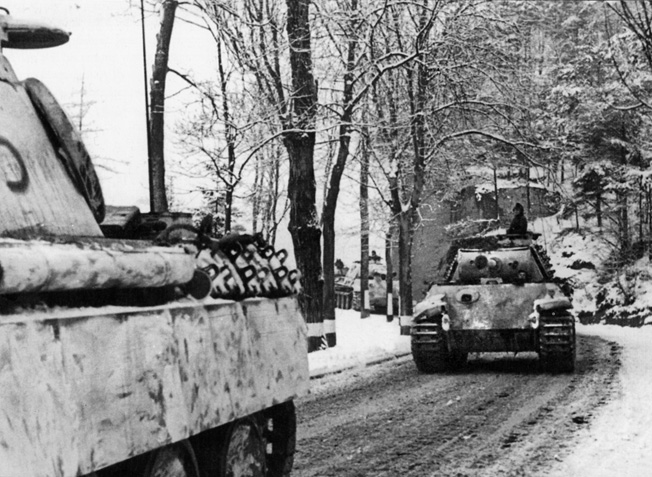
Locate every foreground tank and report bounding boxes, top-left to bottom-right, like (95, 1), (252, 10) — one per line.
(404, 234), (575, 373)
(0, 11), (308, 477)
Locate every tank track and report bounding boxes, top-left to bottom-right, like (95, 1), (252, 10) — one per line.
(411, 322), (466, 373)
(538, 310), (576, 373)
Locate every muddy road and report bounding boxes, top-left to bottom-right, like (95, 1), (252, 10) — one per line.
(294, 335), (621, 477)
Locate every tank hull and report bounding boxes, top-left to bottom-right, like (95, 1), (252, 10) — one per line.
(433, 282), (548, 331)
(0, 296), (308, 477)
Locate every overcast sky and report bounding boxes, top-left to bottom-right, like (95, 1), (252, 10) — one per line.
(1, 1), (382, 261)
(2, 0), (214, 210)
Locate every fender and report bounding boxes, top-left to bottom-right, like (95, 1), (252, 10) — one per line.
(402, 293), (447, 335)
(22, 77), (105, 222)
(535, 297), (573, 313)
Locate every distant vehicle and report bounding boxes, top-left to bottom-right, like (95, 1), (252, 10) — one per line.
(404, 233), (575, 373)
(335, 260), (398, 313)
(0, 12), (307, 477)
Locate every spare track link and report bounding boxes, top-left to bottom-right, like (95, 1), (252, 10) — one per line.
(204, 234), (300, 300)
(411, 322), (450, 373)
(538, 311), (576, 373)
(160, 225), (301, 301)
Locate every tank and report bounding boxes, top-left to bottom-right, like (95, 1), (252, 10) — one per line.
(334, 260), (398, 313)
(0, 11), (308, 477)
(404, 233), (575, 373)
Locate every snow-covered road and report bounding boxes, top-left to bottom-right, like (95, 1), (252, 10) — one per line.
(309, 313), (652, 476)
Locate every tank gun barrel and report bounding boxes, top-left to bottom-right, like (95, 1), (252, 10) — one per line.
(0, 238), (195, 294)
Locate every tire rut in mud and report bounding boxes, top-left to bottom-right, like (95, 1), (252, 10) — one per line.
(294, 334), (621, 477)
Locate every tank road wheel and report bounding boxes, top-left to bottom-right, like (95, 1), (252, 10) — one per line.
(143, 441), (200, 477)
(538, 311), (576, 373)
(411, 322), (450, 373)
(218, 417), (267, 477)
(264, 401), (297, 477)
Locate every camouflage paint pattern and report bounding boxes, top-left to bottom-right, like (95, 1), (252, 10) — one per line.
(434, 283), (551, 330)
(0, 296), (308, 477)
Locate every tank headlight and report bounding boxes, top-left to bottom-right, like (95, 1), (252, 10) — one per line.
(528, 312), (539, 329)
(442, 314), (451, 331)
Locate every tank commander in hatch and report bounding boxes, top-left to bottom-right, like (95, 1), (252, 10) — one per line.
(507, 202), (528, 235)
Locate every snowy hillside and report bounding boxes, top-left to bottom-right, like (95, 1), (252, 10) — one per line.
(528, 212), (652, 327)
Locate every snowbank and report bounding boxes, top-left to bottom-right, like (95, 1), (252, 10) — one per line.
(550, 324), (652, 477)
(308, 309), (411, 378)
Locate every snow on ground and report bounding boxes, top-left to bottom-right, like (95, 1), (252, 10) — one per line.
(308, 308), (411, 378)
(550, 323), (652, 477)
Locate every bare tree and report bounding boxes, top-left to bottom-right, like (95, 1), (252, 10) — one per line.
(370, 1), (536, 316)
(284, 0), (324, 351)
(319, 0), (419, 328)
(148, 0), (177, 212)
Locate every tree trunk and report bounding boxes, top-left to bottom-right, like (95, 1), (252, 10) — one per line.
(216, 34), (234, 233)
(621, 193), (629, 255)
(396, 6), (431, 319)
(526, 167), (531, 212)
(648, 186), (651, 260)
(360, 125), (370, 319)
(639, 177), (644, 243)
(284, 136), (323, 351)
(284, 0), (322, 352)
(224, 188), (233, 234)
(385, 227), (394, 322)
(268, 150), (280, 244)
(322, 1), (358, 338)
(252, 155), (261, 232)
(494, 165), (499, 220)
(596, 190), (602, 228)
(397, 212), (413, 317)
(148, 0), (177, 213)
(322, 127), (351, 341)
(321, 211), (337, 343)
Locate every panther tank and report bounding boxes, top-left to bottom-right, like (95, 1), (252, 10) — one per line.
(0, 10), (307, 477)
(404, 234), (575, 373)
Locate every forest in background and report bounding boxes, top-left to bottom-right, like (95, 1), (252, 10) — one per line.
(140, 0), (652, 349)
